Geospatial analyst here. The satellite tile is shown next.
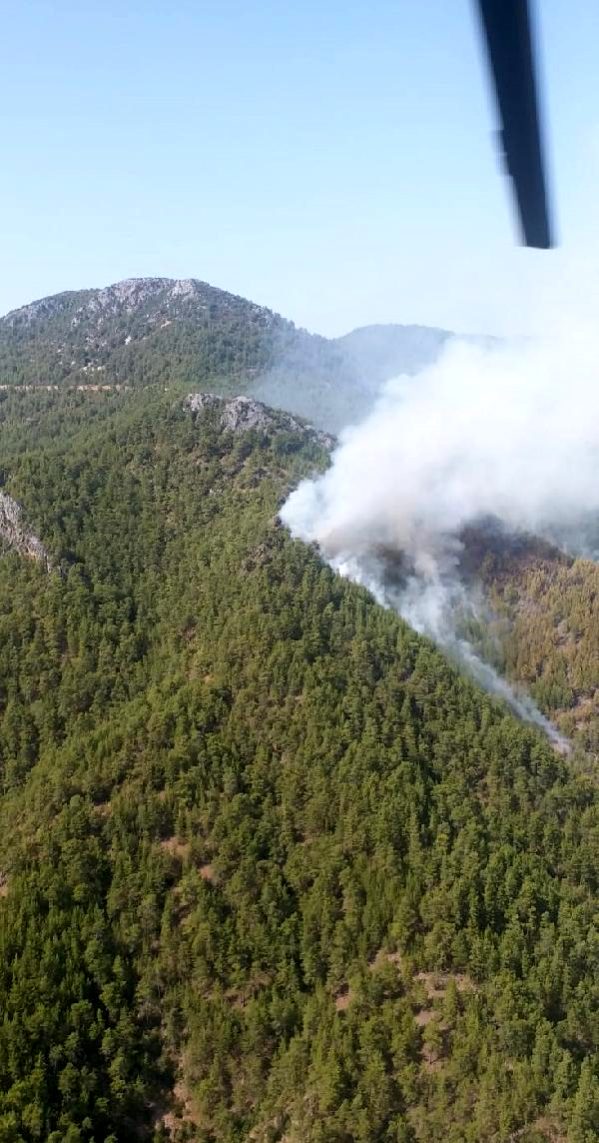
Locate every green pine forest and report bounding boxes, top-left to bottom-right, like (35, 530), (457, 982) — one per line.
(0, 386), (596, 1143)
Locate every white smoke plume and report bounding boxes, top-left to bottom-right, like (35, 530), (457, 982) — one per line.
(281, 328), (599, 747)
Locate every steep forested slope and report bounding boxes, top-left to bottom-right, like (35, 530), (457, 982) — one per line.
(0, 389), (596, 1143)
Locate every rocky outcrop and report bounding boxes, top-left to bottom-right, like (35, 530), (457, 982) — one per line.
(185, 393), (294, 432)
(183, 393), (334, 448)
(0, 492), (50, 569)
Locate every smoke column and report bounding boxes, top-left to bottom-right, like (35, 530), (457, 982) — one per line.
(281, 329), (599, 746)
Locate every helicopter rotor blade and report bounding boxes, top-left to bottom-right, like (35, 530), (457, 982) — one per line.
(475, 0), (553, 248)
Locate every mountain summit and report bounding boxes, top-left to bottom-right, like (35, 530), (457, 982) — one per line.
(0, 277), (458, 431)
(3, 276), (282, 333)
(0, 276), (295, 391)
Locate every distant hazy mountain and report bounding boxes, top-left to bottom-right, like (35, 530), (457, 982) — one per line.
(251, 323), (460, 432)
(0, 277), (458, 431)
(335, 323), (452, 387)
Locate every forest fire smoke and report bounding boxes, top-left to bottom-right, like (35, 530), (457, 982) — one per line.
(282, 331), (599, 745)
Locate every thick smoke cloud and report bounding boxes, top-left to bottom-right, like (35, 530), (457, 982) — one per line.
(281, 329), (599, 744)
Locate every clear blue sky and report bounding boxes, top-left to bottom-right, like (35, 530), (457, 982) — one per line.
(2, 1), (598, 335)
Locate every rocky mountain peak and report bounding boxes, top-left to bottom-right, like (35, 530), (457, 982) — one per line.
(2, 277), (286, 334)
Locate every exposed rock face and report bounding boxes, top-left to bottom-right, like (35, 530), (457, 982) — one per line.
(184, 393), (334, 448)
(0, 492), (50, 569)
(185, 393), (294, 432)
(3, 278), (281, 335)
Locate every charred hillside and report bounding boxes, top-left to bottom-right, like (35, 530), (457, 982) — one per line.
(459, 520), (599, 758)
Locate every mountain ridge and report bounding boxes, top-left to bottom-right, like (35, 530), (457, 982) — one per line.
(1, 277), (280, 327)
(0, 277), (459, 431)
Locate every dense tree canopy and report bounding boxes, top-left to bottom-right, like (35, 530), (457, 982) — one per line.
(0, 390), (596, 1142)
